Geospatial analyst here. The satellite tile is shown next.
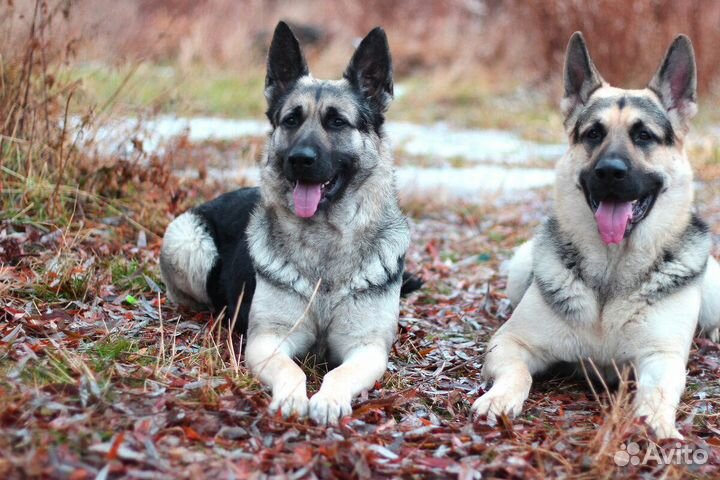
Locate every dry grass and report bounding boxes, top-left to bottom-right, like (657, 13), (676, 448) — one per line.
(497, 0), (720, 92)
(6, 0), (720, 94)
(1, 0), (81, 209)
(1, 2), (719, 478)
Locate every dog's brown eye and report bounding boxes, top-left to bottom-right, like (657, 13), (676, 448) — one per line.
(331, 117), (347, 128)
(282, 115), (299, 128)
(635, 130), (652, 142)
(586, 128), (602, 140)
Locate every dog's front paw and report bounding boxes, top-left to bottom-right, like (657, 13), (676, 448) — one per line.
(635, 405), (683, 440)
(649, 421), (683, 440)
(309, 390), (352, 425)
(642, 413), (683, 440)
(471, 385), (527, 423)
(269, 384), (309, 419)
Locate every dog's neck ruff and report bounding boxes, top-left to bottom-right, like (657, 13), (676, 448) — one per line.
(533, 214), (710, 322)
(246, 202), (410, 300)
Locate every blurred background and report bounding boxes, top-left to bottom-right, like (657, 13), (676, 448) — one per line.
(2, 0), (720, 221)
(6, 0), (720, 120)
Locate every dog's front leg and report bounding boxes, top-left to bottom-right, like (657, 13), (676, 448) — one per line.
(472, 285), (558, 422)
(309, 343), (388, 425)
(633, 352), (687, 439)
(245, 333), (310, 418)
(629, 286), (700, 439)
(472, 334), (535, 422)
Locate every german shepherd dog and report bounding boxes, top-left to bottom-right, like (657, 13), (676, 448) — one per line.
(160, 22), (418, 425)
(472, 32), (720, 439)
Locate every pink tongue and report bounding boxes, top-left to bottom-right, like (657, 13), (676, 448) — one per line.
(595, 201), (633, 245)
(293, 182), (322, 218)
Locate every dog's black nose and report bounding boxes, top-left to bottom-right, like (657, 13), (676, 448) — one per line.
(288, 146), (317, 169)
(594, 157), (629, 182)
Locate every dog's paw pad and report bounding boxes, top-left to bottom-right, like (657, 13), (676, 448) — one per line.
(471, 387), (526, 423)
(309, 391), (352, 425)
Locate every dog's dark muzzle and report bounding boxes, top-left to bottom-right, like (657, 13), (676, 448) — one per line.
(581, 156), (663, 205)
(580, 155), (664, 244)
(283, 145), (335, 184)
(281, 143), (347, 218)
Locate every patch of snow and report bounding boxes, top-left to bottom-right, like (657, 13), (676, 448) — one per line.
(176, 164), (555, 200)
(386, 122), (565, 164)
(78, 115), (564, 166)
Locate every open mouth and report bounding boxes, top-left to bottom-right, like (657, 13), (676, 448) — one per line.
(292, 174), (343, 218)
(583, 187), (659, 245)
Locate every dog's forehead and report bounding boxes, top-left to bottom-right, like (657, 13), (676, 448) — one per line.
(579, 87), (668, 129)
(280, 77), (359, 117)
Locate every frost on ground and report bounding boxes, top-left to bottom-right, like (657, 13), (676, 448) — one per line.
(82, 116), (565, 164)
(87, 116), (561, 197)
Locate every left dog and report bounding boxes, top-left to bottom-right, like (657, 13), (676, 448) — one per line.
(160, 22), (413, 425)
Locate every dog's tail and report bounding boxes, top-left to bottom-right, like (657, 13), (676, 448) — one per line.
(400, 271), (423, 296)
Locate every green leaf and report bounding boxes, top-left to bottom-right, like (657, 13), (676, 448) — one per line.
(124, 294), (138, 305)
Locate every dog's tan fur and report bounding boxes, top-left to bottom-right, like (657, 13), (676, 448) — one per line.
(473, 32), (720, 439)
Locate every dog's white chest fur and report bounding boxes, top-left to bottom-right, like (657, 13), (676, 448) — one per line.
(524, 216), (712, 364)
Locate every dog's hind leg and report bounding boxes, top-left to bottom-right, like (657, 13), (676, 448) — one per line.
(506, 240), (534, 306)
(160, 211), (217, 309)
(699, 256), (720, 342)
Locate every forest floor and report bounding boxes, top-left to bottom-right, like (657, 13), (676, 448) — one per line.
(2, 145), (719, 477)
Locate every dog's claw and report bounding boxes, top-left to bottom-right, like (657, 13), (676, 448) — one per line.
(309, 391), (352, 425)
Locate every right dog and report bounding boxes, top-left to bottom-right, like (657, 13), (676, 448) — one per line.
(473, 32), (720, 439)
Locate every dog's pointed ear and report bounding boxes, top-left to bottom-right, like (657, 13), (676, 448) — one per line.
(344, 27), (393, 112)
(265, 22), (309, 104)
(648, 35), (697, 127)
(562, 32), (604, 120)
